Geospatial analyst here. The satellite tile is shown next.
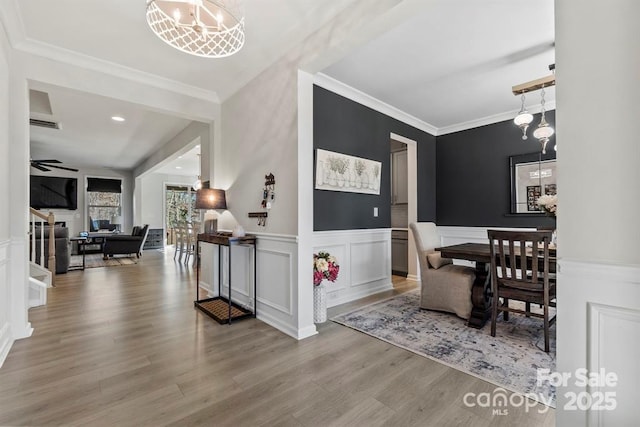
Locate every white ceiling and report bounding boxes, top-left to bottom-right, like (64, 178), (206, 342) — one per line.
(15, 0), (555, 172)
(322, 0), (555, 131)
(153, 144), (201, 178)
(28, 82), (193, 170)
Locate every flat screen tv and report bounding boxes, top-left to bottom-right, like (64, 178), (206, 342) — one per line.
(30, 175), (78, 210)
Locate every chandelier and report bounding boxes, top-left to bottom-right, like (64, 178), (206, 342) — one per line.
(146, 0), (245, 58)
(512, 65), (556, 153)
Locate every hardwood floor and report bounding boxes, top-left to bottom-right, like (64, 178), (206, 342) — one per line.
(0, 251), (555, 426)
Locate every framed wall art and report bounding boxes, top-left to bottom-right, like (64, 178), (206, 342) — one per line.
(315, 149), (382, 195)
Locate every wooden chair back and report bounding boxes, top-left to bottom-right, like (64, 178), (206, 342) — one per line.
(487, 229), (555, 352)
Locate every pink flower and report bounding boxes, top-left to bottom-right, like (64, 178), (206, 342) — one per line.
(327, 264), (339, 282)
(313, 251), (340, 286)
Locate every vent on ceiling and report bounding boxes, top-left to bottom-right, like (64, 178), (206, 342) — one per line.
(29, 118), (60, 129)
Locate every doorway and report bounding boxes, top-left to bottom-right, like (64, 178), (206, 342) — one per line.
(390, 132), (418, 281)
(164, 184), (197, 245)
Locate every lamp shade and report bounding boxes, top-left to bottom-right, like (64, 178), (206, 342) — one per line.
(195, 188), (227, 210)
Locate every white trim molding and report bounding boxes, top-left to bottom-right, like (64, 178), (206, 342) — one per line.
(314, 73), (437, 136)
(0, 239), (10, 367)
(315, 72), (556, 137)
(437, 104), (556, 136)
(16, 39), (220, 104)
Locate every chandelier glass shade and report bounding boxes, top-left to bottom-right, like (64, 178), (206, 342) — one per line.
(146, 0), (245, 58)
(513, 93), (534, 140)
(532, 87), (554, 154)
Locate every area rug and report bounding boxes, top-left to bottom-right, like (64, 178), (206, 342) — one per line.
(71, 254), (138, 269)
(331, 290), (556, 407)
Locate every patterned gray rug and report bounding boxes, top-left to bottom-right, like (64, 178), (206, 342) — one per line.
(331, 290), (556, 407)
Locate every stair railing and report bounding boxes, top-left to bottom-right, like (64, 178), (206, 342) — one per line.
(29, 208), (56, 286)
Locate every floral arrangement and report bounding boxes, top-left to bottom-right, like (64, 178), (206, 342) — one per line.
(313, 251), (339, 286)
(537, 194), (557, 217)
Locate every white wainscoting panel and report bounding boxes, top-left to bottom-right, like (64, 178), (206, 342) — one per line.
(0, 239), (11, 367)
(313, 229), (392, 308)
(436, 225), (537, 246)
(253, 234), (299, 338)
(557, 260), (640, 426)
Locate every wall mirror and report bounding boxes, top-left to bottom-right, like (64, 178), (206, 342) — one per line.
(510, 151), (557, 214)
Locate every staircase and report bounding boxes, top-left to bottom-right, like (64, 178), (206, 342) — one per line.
(28, 263), (50, 307)
(28, 208), (56, 307)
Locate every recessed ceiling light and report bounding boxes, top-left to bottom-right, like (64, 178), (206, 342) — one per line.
(111, 116), (125, 122)
(175, 166), (182, 169)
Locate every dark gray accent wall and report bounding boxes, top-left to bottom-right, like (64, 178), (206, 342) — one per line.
(314, 86), (437, 231)
(436, 111), (556, 228)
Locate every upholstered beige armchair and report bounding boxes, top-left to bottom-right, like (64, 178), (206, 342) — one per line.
(409, 222), (475, 320)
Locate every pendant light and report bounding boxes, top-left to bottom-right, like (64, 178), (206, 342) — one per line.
(532, 87), (555, 154)
(193, 152), (202, 190)
(513, 92), (534, 140)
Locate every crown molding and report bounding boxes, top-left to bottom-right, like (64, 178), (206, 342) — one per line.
(0, 0), (218, 103)
(14, 38), (220, 103)
(315, 73), (557, 138)
(0, 0), (26, 47)
(437, 101), (556, 136)
(314, 72), (438, 136)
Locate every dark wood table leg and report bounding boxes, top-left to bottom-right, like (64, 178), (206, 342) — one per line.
(467, 261), (492, 328)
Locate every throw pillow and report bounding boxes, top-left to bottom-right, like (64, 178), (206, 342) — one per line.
(427, 251), (453, 269)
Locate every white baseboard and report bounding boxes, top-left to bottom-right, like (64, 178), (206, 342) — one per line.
(257, 310), (318, 340)
(406, 274), (419, 282)
(0, 323), (12, 368)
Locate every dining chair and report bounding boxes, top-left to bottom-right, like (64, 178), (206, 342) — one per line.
(173, 222), (187, 262)
(183, 221), (200, 266)
(409, 222), (475, 320)
(487, 229), (556, 352)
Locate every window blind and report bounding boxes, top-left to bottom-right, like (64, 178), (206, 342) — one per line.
(87, 178), (122, 193)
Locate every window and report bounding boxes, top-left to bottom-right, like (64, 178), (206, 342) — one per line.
(87, 178), (122, 231)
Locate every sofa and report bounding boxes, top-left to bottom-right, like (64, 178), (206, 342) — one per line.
(32, 226), (70, 274)
(102, 225), (149, 259)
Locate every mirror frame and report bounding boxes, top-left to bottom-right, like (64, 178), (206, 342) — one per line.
(510, 151), (557, 214)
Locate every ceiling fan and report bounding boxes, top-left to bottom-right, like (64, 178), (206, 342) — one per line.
(30, 159), (79, 172)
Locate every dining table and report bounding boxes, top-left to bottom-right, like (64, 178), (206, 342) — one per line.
(436, 242), (556, 329)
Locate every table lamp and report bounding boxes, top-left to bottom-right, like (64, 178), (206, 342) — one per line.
(195, 188), (227, 234)
(111, 215), (122, 232)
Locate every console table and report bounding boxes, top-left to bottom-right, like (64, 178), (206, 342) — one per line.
(195, 233), (257, 324)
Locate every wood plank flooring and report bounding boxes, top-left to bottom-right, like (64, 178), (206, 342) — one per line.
(0, 250), (555, 426)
